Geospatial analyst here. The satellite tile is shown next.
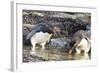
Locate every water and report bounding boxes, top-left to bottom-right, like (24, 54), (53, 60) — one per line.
(23, 45), (91, 62)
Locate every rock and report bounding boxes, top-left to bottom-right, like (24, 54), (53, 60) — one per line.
(23, 26), (31, 45)
(49, 38), (70, 49)
(23, 53), (47, 62)
(23, 10), (91, 37)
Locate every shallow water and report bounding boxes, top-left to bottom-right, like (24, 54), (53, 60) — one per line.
(23, 45), (91, 62)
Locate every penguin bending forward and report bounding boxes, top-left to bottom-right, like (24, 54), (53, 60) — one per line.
(69, 30), (91, 54)
(26, 23), (55, 54)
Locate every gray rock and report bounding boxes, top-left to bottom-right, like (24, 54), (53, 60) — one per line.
(49, 38), (70, 49)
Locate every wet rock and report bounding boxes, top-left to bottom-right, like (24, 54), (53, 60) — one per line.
(23, 10), (91, 37)
(23, 26), (30, 45)
(49, 38), (70, 49)
(23, 53), (47, 62)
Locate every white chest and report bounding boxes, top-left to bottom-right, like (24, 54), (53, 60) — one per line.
(31, 32), (52, 44)
(77, 38), (90, 50)
(78, 38), (88, 47)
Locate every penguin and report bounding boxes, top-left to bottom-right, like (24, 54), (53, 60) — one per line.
(26, 23), (54, 54)
(69, 30), (91, 54)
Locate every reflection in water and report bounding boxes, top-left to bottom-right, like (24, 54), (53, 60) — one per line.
(23, 45), (90, 62)
(34, 48), (67, 61)
(74, 53), (90, 60)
